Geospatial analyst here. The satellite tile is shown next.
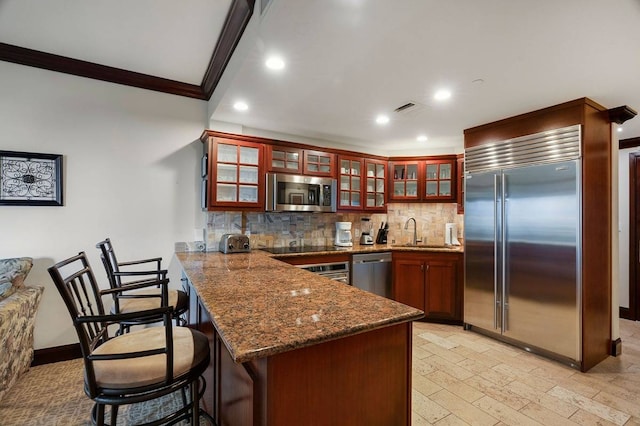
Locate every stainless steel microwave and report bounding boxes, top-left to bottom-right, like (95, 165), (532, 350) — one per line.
(266, 173), (336, 212)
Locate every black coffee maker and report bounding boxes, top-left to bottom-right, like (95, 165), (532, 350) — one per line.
(375, 222), (389, 244)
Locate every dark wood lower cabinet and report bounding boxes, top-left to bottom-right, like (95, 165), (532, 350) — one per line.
(185, 279), (414, 425)
(219, 332), (254, 425)
(197, 302), (218, 418)
(260, 323), (411, 425)
(392, 251), (463, 323)
(393, 256), (425, 311)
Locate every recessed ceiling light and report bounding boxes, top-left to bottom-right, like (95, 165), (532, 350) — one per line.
(417, 135), (428, 142)
(233, 101), (249, 111)
(265, 56), (285, 70)
(375, 115), (390, 125)
(434, 89), (452, 101)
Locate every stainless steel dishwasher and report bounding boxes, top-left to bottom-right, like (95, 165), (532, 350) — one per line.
(351, 252), (392, 298)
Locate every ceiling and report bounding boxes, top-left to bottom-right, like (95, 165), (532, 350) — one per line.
(0, 0), (251, 99)
(1, 0), (639, 156)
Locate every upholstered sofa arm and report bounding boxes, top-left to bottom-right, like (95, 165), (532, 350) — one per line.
(0, 285), (44, 402)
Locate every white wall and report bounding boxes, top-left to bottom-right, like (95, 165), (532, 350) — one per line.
(619, 147), (630, 308)
(611, 131), (620, 341)
(0, 61), (208, 349)
(619, 146), (640, 309)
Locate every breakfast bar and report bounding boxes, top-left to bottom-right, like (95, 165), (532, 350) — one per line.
(176, 250), (424, 426)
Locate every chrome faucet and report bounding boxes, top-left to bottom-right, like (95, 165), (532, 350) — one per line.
(404, 217), (420, 245)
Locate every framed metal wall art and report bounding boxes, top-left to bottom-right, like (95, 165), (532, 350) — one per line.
(0, 150), (63, 206)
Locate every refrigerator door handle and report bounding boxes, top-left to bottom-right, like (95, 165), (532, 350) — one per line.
(501, 172), (508, 333)
(493, 173), (499, 330)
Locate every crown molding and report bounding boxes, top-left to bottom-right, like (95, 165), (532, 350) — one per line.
(0, 0), (255, 100)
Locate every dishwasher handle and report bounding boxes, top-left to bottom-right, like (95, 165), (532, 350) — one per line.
(352, 252), (392, 265)
(353, 258), (391, 264)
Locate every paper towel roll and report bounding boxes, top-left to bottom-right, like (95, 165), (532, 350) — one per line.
(445, 223), (460, 245)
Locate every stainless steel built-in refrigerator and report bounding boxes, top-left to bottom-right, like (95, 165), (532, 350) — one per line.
(464, 125), (581, 366)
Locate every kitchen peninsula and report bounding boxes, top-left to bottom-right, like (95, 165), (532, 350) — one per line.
(177, 250), (424, 426)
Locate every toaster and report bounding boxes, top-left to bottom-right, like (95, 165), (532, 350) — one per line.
(219, 234), (251, 254)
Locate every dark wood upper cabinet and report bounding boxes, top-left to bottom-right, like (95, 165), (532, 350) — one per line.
(201, 132), (265, 211)
(337, 155), (387, 212)
(267, 145), (303, 174)
(363, 158), (387, 211)
(267, 145), (337, 177)
(337, 155), (364, 210)
(389, 156), (457, 202)
(201, 130), (459, 212)
(303, 149), (335, 176)
(423, 158), (456, 201)
(389, 160), (420, 201)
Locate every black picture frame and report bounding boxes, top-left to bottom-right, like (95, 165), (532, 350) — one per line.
(0, 150), (64, 206)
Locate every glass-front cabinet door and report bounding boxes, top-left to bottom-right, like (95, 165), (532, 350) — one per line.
(389, 161), (419, 201)
(364, 159), (386, 211)
(267, 146), (302, 174)
(424, 159), (455, 201)
(303, 150), (335, 176)
(209, 138), (264, 209)
(338, 156), (362, 209)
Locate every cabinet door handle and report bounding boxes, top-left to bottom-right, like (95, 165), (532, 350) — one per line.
(420, 264), (424, 271)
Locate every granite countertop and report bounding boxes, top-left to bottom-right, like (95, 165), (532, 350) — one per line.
(263, 243), (463, 258)
(176, 251), (424, 363)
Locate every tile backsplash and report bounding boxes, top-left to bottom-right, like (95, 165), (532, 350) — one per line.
(386, 203), (464, 246)
(204, 203), (463, 250)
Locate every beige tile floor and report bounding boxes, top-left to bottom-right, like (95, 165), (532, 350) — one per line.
(411, 319), (640, 426)
(2, 319), (639, 425)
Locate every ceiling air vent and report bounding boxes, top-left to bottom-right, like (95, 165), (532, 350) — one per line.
(394, 102), (416, 113)
(393, 101), (423, 116)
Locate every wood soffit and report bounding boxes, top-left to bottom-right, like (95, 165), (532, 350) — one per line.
(608, 105), (638, 125)
(0, 0), (255, 101)
(615, 107), (639, 149)
(620, 137), (640, 150)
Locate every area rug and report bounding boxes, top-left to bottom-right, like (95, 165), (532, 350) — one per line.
(0, 358), (201, 425)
